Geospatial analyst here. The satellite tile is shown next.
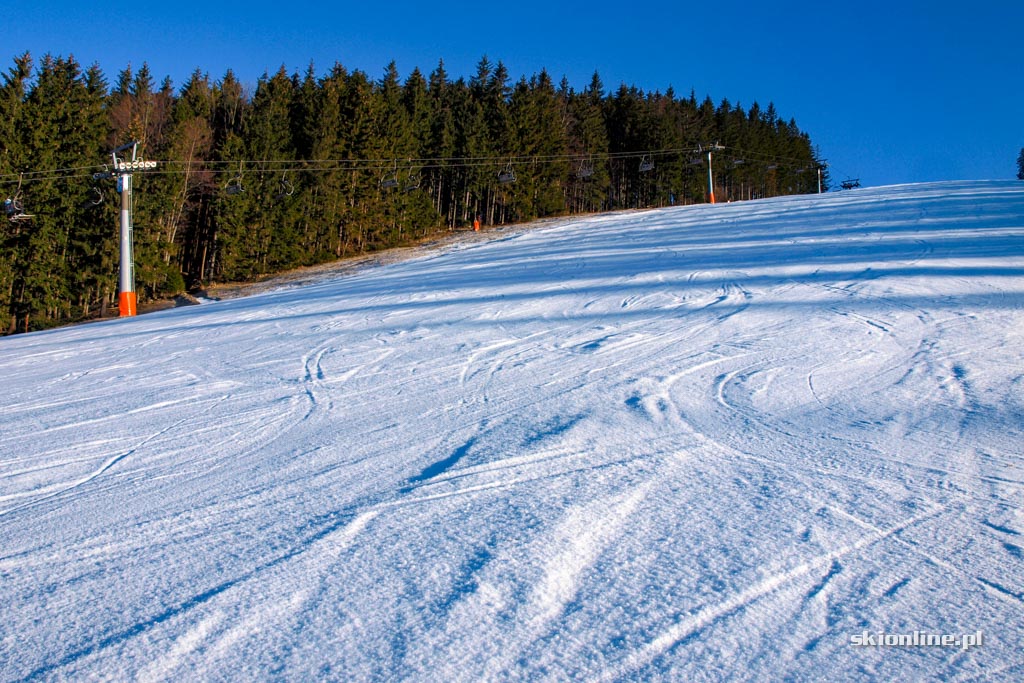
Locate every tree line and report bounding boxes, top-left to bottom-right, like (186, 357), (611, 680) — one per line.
(0, 53), (824, 334)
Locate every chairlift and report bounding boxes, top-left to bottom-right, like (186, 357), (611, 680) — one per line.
(638, 155), (654, 173)
(840, 178), (860, 190)
(225, 162), (244, 195)
(732, 159), (745, 167)
(4, 197), (32, 222)
(380, 160), (399, 190)
(497, 161), (516, 184)
(576, 158), (595, 179)
(5, 174), (33, 222)
(403, 172), (421, 193)
(766, 164), (778, 171)
(275, 173), (295, 200)
(80, 186), (104, 209)
(689, 156), (704, 166)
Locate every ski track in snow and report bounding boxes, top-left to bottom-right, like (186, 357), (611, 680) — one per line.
(1, 180), (1023, 681)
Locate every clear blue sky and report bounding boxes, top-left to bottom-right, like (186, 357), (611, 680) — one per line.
(6, 0), (1022, 188)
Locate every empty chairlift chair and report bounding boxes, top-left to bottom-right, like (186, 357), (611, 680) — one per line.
(380, 161), (400, 190)
(403, 172), (421, 193)
(275, 173), (295, 200)
(498, 161), (517, 184)
(576, 158), (595, 179)
(225, 163), (245, 195)
(80, 186), (104, 210)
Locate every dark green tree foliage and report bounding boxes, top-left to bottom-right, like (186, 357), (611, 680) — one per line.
(565, 73), (610, 213)
(507, 70), (569, 220)
(68, 65), (118, 319)
(169, 70), (217, 286)
(0, 54), (824, 333)
(0, 54), (32, 332)
(10, 55), (113, 332)
(425, 61), (456, 225)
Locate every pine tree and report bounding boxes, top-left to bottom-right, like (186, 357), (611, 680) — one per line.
(341, 68), (385, 252)
(376, 62), (415, 244)
(290, 63), (324, 261)
(565, 72), (610, 213)
(222, 66), (298, 277)
(66, 63), (117, 318)
(508, 70), (568, 220)
(0, 53), (32, 332)
(399, 67), (441, 238)
(309, 63), (350, 258)
(426, 61), (457, 226)
(459, 57), (499, 226)
(605, 84), (650, 208)
(213, 69), (246, 149)
(206, 69), (250, 281)
(15, 55), (91, 329)
(165, 70), (216, 288)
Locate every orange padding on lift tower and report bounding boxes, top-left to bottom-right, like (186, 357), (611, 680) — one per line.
(118, 291), (137, 317)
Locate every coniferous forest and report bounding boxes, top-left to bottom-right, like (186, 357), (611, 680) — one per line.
(0, 53), (826, 334)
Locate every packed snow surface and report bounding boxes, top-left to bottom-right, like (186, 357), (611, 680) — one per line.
(1, 180), (1023, 681)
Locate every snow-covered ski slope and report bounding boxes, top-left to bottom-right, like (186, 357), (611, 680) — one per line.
(2, 180), (1023, 682)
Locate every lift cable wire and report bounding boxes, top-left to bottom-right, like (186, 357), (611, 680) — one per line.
(0, 144), (827, 188)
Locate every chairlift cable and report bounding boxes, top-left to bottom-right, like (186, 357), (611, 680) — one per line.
(0, 145), (828, 189)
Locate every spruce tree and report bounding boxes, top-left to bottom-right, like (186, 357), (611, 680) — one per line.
(426, 61), (457, 226)
(16, 55), (88, 329)
(566, 72), (610, 213)
(341, 68), (384, 252)
(290, 63), (324, 260)
(0, 53), (31, 332)
(166, 70), (216, 287)
(239, 67), (298, 274)
(66, 63), (117, 318)
(461, 57), (500, 226)
(508, 70), (568, 220)
(376, 62), (415, 244)
(310, 63), (350, 258)
(399, 67), (440, 238)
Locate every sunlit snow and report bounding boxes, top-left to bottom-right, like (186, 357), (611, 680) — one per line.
(1, 180), (1022, 681)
